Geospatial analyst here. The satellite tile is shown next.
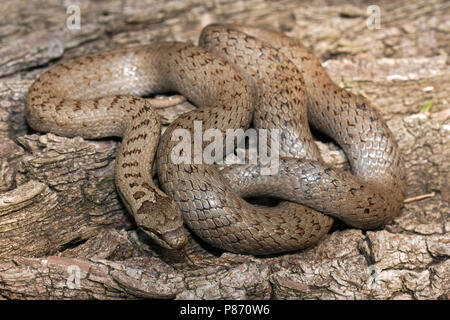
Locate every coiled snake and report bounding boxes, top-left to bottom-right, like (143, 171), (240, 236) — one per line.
(26, 24), (405, 255)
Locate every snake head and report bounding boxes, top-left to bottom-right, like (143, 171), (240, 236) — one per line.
(135, 194), (187, 250)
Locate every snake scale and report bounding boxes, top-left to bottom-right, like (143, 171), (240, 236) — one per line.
(26, 24), (405, 255)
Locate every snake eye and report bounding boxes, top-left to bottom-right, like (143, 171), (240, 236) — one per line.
(141, 225), (159, 237)
(154, 230), (165, 241)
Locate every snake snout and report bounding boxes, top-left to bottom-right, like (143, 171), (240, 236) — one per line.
(141, 226), (187, 250)
(161, 228), (188, 249)
(136, 195), (188, 249)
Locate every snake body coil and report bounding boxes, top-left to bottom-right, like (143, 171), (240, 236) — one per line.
(26, 24), (405, 255)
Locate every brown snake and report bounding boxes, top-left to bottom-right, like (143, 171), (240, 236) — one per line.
(26, 24), (405, 255)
